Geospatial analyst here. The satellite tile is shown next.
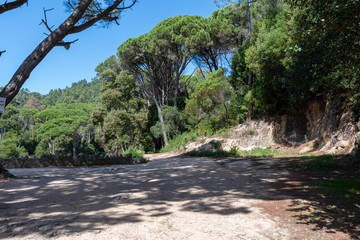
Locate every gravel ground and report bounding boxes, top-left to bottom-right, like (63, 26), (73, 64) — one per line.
(0, 153), (351, 239)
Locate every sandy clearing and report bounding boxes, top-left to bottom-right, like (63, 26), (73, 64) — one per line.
(0, 153), (351, 239)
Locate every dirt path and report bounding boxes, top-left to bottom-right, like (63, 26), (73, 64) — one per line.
(0, 153), (351, 239)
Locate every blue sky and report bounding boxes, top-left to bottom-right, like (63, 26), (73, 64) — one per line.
(0, 0), (218, 94)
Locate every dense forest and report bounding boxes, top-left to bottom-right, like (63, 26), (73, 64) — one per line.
(1, 0), (359, 158)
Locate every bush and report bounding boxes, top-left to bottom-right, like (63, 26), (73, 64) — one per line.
(160, 131), (198, 153)
(197, 117), (221, 136)
(0, 140), (29, 158)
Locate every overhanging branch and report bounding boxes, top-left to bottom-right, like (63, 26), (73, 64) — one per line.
(0, 0), (28, 14)
(68, 0), (137, 34)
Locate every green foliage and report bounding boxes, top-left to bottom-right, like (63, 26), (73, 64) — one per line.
(41, 79), (101, 107)
(316, 178), (360, 198)
(235, 0), (360, 115)
(296, 155), (342, 171)
(160, 131), (198, 153)
(150, 106), (185, 139)
(92, 70), (147, 154)
(187, 147), (294, 158)
(185, 69), (237, 133)
(0, 137), (28, 158)
(197, 116), (222, 136)
(244, 6), (292, 113)
(34, 103), (94, 157)
(242, 129), (255, 136)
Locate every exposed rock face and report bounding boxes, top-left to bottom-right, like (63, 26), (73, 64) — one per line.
(186, 99), (360, 155)
(185, 119), (274, 152)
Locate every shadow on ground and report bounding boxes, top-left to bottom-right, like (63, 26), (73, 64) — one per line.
(0, 154), (358, 239)
(220, 155), (360, 239)
(0, 155), (253, 238)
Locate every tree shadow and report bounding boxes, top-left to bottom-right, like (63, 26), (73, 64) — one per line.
(0, 156), (253, 238)
(230, 155), (360, 240)
(0, 154), (358, 239)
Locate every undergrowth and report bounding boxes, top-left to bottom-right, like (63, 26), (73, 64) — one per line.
(186, 147), (313, 158)
(316, 178), (360, 198)
(296, 155), (342, 171)
(160, 131), (198, 153)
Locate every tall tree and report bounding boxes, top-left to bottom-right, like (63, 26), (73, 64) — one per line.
(149, 15), (202, 107)
(118, 33), (172, 145)
(91, 70), (147, 154)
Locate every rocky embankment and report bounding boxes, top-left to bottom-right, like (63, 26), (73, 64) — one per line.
(186, 100), (360, 156)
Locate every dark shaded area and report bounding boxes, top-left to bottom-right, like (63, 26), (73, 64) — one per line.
(0, 164), (16, 179)
(261, 155), (360, 240)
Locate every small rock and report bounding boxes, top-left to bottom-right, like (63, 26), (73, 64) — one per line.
(113, 193), (131, 200)
(93, 229), (101, 234)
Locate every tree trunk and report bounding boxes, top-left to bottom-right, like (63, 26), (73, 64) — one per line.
(0, 0), (94, 117)
(0, 128), (4, 141)
(0, 0), (28, 15)
(0, 1), (94, 116)
(174, 75), (179, 107)
(72, 133), (78, 160)
(48, 142), (52, 154)
(245, 0), (254, 123)
(246, 69), (253, 123)
(155, 101), (169, 146)
(174, 61), (189, 107)
(18, 122), (28, 148)
(150, 77), (169, 146)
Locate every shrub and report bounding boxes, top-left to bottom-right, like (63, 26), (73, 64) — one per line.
(160, 131), (198, 153)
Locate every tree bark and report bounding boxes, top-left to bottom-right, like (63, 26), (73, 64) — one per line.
(18, 122), (28, 148)
(150, 80), (168, 146)
(0, 0), (136, 117)
(174, 59), (190, 107)
(245, 0), (254, 123)
(0, 0), (27, 15)
(0, 0), (93, 114)
(72, 133), (78, 160)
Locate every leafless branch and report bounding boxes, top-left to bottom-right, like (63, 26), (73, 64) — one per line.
(69, 0), (137, 34)
(0, 50), (6, 57)
(39, 8), (55, 35)
(39, 7), (79, 49)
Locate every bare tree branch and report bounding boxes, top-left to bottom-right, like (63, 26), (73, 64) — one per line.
(69, 0), (137, 34)
(39, 8), (55, 34)
(0, 0), (27, 14)
(0, 50), (6, 56)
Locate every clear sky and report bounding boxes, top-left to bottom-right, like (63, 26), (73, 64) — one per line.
(0, 0), (218, 94)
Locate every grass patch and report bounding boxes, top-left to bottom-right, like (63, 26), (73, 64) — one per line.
(160, 131), (198, 153)
(296, 154), (342, 171)
(187, 147), (286, 158)
(241, 129), (256, 137)
(316, 178), (360, 200)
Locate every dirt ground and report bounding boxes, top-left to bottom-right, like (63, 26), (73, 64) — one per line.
(0, 153), (355, 240)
